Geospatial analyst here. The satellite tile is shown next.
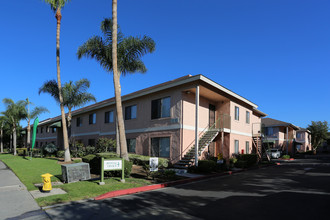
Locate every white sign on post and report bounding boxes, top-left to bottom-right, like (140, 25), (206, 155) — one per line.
(104, 160), (122, 170)
(149, 157), (158, 172)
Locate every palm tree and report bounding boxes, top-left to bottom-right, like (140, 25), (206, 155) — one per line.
(2, 99), (27, 155)
(39, 78), (96, 140)
(42, 0), (71, 162)
(0, 116), (6, 153)
(77, 12), (155, 160)
(24, 98), (49, 149)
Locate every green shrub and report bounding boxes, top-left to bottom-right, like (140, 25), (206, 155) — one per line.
(96, 137), (116, 153)
(43, 143), (58, 156)
(236, 154), (258, 167)
(235, 160), (248, 168)
(16, 148), (28, 156)
(282, 155), (290, 159)
(85, 146), (96, 155)
(56, 150), (65, 158)
(70, 142), (85, 158)
(73, 159), (82, 163)
(151, 169), (176, 180)
(197, 160), (217, 173)
(128, 154), (169, 169)
(229, 157), (237, 164)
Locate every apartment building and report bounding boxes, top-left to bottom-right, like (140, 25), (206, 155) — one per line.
(261, 118), (311, 155)
(26, 75), (266, 166)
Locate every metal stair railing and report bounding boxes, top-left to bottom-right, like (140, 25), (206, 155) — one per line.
(172, 117), (222, 166)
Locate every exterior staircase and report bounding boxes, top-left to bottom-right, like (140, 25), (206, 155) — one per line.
(174, 129), (219, 169)
(253, 135), (270, 161)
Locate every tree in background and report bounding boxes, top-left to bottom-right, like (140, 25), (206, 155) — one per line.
(0, 116), (6, 153)
(307, 121), (329, 151)
(42, 0), (71, 162)
(24, 98), (49, 149)
(39, 78), (96, 141)
(77, 13), (155, 160)
(1, 99), (27, 155)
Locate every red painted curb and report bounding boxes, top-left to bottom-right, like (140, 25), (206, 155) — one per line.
(95, 184), (166, 200)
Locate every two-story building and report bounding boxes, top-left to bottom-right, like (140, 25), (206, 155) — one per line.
(26, 75), (267, 166)
(261, 118), (312, 155)
(295, 128), (312, 152)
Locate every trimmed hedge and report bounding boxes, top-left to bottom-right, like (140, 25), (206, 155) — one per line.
(197, 160), (217, 173)
(128, 154), (169, 168)
(16, 148), (28, 156)
(235, 154), (258, 168)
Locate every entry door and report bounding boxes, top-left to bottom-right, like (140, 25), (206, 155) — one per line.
(209, 104), (216, 127)
(208, 104), (216, 156)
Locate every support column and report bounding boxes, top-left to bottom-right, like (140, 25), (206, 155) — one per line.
(195, 85), (199, 166)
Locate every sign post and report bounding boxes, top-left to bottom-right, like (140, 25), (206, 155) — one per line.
(99, 157), (125, 185)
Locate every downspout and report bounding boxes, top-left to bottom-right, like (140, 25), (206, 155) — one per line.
(195, 85), (199, 166)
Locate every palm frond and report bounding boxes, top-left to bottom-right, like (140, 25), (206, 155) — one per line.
(30, 107), (49, 119)
(39, 80), (60, 104)
(42, 0), (71, 12)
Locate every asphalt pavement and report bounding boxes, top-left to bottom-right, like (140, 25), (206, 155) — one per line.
(0, 160), (49, 220)
(45, 158), (330, 220)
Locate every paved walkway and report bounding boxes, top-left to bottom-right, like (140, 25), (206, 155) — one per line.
(0, 160), (49, 220)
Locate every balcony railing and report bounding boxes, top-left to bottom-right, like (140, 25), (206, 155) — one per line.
(216, 113), (231, 132)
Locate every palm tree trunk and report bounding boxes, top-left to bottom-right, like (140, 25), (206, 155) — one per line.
(55, 8), (70, 162)
(67, 108), (72, 143)
(27, 121), (31, 148)
(10, 134), (12, 153)
(112, 0), (128, 161)
(116, 116), (120, 155)
(0, 127), (3, 153)
(13, 126), (17, 156)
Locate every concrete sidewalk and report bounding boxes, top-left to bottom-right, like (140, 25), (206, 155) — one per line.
(0, 160), (50, 220)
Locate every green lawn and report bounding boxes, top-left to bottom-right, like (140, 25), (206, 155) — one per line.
(0, 154), (151, 206)
(0, 154), (62, 191)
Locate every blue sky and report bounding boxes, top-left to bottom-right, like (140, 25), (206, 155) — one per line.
(1, 0), (329, 129)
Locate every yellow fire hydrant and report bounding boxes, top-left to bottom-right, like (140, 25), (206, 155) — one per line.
(41, 173), (53, 192)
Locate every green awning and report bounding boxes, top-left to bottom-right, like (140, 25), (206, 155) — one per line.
(49, 121), (61, 128)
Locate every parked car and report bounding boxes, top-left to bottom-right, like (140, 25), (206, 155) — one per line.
(267, 149), (281, 159)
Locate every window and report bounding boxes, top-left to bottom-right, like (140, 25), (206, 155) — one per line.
(88, 139), (96, 146)
(246, 141), (249, 154)
(246, 111), (250, 124)
(296, 133), (302, 139)
(125, 105), (137, 120)
(89, 113), (96, 124)
(76, 117), (82, 127)
(266, 127), (274, 136)
(151, 137), (170, 158)
(151, 97), (171, 119)
(36, 142), (38, 147)
(46, 126), (49, 133)
(104, 111), (114, 123)
(40, 127), (43, 133)
(127, 138), (136, 153)
(235, 106), (239, 121)
(36, 128), (38, 134)
(52, 127), (56, 133)
(234, 140), (239, 154)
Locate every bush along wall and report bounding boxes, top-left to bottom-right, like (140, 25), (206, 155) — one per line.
(235, 154), (258, 168)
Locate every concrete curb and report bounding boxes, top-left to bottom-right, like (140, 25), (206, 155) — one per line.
(95, 163), (276, 200)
